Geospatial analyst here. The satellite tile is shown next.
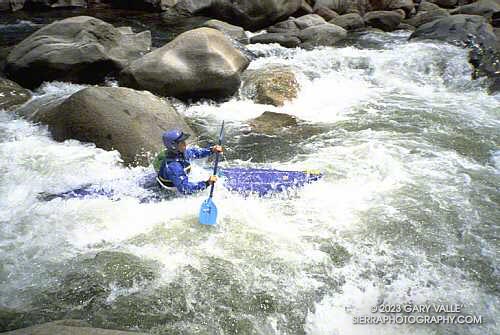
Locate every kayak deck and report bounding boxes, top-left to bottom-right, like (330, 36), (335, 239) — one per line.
(39, 167), (323, 201)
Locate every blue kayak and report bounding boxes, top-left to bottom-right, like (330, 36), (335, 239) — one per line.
(40, 167), (322, 202)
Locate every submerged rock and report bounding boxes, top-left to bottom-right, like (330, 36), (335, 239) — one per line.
(241, 66), (300, 107)
(246, 111), (299, 134)
(4, 16), (151, 89)
(0, 77), (31, 111)
(28, 86), (193, 166)
(2, 320), (149, 334)
(120, 28), (249, 100)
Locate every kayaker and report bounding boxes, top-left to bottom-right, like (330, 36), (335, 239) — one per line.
(152, 129), (223, 195)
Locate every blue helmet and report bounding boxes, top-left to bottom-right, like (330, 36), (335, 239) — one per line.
(162, 129), (190, 151)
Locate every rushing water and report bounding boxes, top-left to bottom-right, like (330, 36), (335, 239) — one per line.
(0, 28), (499, 335)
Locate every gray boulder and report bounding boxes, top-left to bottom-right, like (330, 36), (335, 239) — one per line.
(250, 33), (302, 47)
(241, 65), (300, 106)
(28, 86), (194, 166)
(267, 18), (301, 33)
(299, 22), (347, 48)
(5, 16), (151, 89)
(404, 1), (450, 27)
(313, 0), (360, 15)
(119, 28), (250, 100)
(450, 0), (500, 20)
(0, 77), (31, 111)
(294, 13), (327, 29)
(201, 19), (248, 44)
(427, 0), (458, 8)
(314, 6), (340, 20)
(161, 0), (302, 31)
(330, 13), (365, 30)
(364, 10), (402, 31)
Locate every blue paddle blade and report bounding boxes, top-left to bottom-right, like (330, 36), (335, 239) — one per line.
(199, 197), (218, 225)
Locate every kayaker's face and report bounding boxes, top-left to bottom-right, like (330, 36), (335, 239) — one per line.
(177, 141), (187, 153)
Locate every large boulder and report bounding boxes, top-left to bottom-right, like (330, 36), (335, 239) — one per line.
(450, 0), (500, 20)
(410, 14), (499, 93)
(364, 10), (402, 31)
(298, 22), (348, 48)
(110, 0), (173, 10)
(119, 28), (250, 100)
(404, 1), (450, 27)
(161, 0), (302, 31)
(241, 65), (300, 106)
(4, 16), (151, 89)
(330, 13), (365, 30)
(27, 86), (194, 166)
(0, 77), (31, 111)
(367, 0), (415, 16)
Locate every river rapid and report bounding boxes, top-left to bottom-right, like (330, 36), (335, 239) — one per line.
(0, 19), (499, 335)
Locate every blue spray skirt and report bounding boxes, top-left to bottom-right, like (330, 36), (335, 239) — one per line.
(40, 167), (323, 201)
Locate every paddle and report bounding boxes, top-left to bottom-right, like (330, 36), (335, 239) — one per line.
(199, 121), (225, 225)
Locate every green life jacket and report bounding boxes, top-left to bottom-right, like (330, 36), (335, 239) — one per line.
(153, 150), (167, 173)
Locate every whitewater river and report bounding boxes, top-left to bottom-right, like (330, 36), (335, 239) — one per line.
(0, 29), (499, 335)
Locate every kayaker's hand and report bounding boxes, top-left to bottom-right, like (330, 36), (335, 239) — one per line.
(206, 175), (218, 186)
(211, 145), (223, 153)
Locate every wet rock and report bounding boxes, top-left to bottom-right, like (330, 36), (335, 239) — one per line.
(250, 32), (302, 48)
(404, 1), (450, 27)
(319, 241), (351, 266)
(330, 13), (365, 30)
(201, 19), (248, 44)
(246, 111), (299, 134)
(4, 16), (151, 89)
(450, 0), (500, 20)
(294, 13), (327, 29)
(28, 86), (193, 166)
(110, 0), (174, 11)
(2, 320), (149, 334)
(427, 0), (458, 8)
(161, 0), (302, 31)
(267, 18), (301, 33)
(314, 5), (340, 20)
(410, 14), (499, 93)
(364, 10), (402, 31)
(241, 66), (300, 107)
(0, 0), (25, 11)
(293, 0), (314, 17)
(119, 28), (249, 100)
(313, 0), (360, 15)
(26, 0), (87, 8)
(396, 22), (416, 30)
(298, 22), (348, 48)
(367, 0), (415, 16)
(0, 77), (31, 111)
